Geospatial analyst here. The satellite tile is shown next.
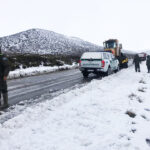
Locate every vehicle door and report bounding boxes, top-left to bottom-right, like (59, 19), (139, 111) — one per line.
(111, 54), (118, 70)
(108, 53), (114, 69)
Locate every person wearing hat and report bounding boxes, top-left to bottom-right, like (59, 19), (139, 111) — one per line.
(0, 46), (9, 108)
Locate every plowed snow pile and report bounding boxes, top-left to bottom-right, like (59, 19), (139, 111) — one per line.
(0, 62), (150, 150)
(8, 63), (77, 79)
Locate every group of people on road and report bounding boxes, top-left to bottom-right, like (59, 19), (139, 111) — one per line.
(133, 54), (150, 73)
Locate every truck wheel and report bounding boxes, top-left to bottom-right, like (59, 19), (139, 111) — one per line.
(82, 72), (88, 78)
(96, 72), (102, 77)
(125, 63), (128, 68)
(114, 65), (120, 73)
(105, 67), (112, 76)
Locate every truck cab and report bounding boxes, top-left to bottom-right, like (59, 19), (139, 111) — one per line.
(103, 39), (121, 57)
(103, 39), (128, 68)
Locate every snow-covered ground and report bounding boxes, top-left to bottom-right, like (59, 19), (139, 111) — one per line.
(1, 62), (150, 150)
(8, 63), (78, 79)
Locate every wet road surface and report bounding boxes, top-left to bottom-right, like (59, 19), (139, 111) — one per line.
(8, 69), (101, 106)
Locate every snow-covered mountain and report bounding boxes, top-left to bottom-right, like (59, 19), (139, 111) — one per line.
(0, 29), (103, 55)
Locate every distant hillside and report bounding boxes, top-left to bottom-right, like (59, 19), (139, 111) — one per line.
(144, 50), (150, 55)
(0, 28), (103, 55)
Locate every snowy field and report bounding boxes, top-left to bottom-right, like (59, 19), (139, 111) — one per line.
(1, 62), (150, 150)
(8, 63), (78, 79)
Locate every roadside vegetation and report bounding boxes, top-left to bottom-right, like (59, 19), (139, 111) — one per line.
(7, 54), (80, 71)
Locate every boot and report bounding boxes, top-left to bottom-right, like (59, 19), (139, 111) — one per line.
(2, 93), (9, 108)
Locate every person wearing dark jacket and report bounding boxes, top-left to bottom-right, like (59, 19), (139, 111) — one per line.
(146, 55), (150, 73)
(133, 54), (141, 72)
(0, 47), (9, 108)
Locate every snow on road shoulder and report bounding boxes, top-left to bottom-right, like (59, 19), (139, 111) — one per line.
(8, 63), (78, 79)
(1, 62), (150, 150)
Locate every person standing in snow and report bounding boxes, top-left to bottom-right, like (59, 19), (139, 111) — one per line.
(146, 55), (150, 73)
(133, 54), (141, 72)
(0, 46), (10, 108)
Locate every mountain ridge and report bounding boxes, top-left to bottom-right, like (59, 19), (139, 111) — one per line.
(0, 28), (103, 55)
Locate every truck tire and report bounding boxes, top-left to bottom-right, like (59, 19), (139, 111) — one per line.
(114, 65), (120, 73)
(125, 63), (128, 68)
(105, 67), (112, 76)
(82, 72), (88, 78)
(96, 72), (102, 77)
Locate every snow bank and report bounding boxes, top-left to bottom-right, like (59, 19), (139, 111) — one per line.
(8, 63), (78, 79)
(0, 62), (150, 150)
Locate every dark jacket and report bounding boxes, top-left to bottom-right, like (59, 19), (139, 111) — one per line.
(146, 55), (150, 66)
(0, 54), (9, 78)
(133, 54), (140, 65)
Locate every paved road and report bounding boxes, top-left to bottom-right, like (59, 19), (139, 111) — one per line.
(8, 69), (99, 106)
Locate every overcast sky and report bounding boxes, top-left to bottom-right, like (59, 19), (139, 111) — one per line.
(0, 0), (150, 51)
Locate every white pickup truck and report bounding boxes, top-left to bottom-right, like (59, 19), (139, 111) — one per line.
(79, 52), (119, 77)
